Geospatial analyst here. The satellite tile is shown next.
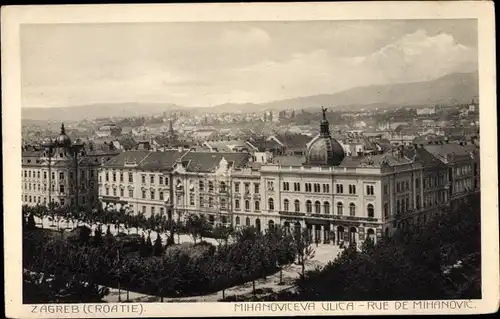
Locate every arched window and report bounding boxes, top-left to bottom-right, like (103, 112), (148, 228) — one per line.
(314, 201), (321, 214)
(245, 217), (251, 227)
(235, 216), (240, 225)
(337, 202), (343, 215)
(208, 181), (214, 192)
(367, 204), (374, 218)
(283, 199), (289, 211)
(245, 200), (250, 211)
(324, 201), (330, 214)
(220, 198), (227, 210)
(268, 220), (275, 229)
(384, 203), (389, 218)
(254, 200), (260, 211)
(268, 198), (274, 211)
(294, 199), (300, 212)
(349, 203), (356, 216)
(255, 219), (261, 232)
(235, 199), (240, 209)
(220, 181), (226, 192)
(306, 200), (312, 213)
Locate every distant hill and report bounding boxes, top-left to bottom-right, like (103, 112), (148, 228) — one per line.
(22, 102), (186, 121)
(214, 71), (478, 112)
(22, 72), (478, 120)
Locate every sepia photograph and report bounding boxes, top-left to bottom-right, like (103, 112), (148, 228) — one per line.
(3, 2), (498, 317)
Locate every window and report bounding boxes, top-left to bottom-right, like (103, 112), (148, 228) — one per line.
(383, 184), (388, 195)
(209, 181), (214, 192)
(315, 201), (321, 214)
(405, 181), (409, 191)
(323, 184), (330, 193)
(284, 199), (289, 211)
(208, 197), (214, 207)
(113, 188), (117, 196)
(51, 172), (55, 180)
(245, 200), (250, 211)
(112, 172), (116, 182)
(244, 183), (250, 194)
(416, 195), (421, 209)
(141, 175), (146, 183)
(396, 182), (400, 192)
(283, 182), (289, 191)
(150, 207), (155, 215)
(337, 202), (343, 215)
(150, 190), (155, 200)
(314, 183), (321, 192)
(37, 171), (40, 179)
(294, 182), (300, 192)
(305, 183), (312, 192)
(59, 184), (65, 194)
(120, 172), (124, 182)
(366, 185), (374, 196)
(24, 171), (27, 178)
(37, 184), (40, 191)
(51, 184), (55, 191)
(200, 196), (205, 207)
(159, 176), (163, 184)
(29, 171), (31, 178)
(128, 172), (133, 183)
(189, 193), (195, 206)
(28, 183), (31, 190)
(384, 203), (389, 218)
(306, 200), (312, 213)
(415, 178), (420, 188)
(220, 198), (226, 209)
(142, 206), (146, 214)
(159, 191), (164, 200)
(199, 181), (205, 191)
(267, 181), (274, 191)
(254, 183), (260, 194)
(59, 172), (64, 180)
(367, 204), (374, 218)
(235, 199), (240, 210)
(405, 196), (409, 211)
(336, 184), (344, 194)
(120, 189), (124, 197)
(246, 217), (251, 227)
(128, 189), (133, 197)
(254, 200), (260, 211)
(105, 187), (109, 195)
(294, 200), (300, 212)
(234, 182), (239, 193)
(142, 190), (146, 199)
(160, 207), (164, 215)
(324, 202), (330, 214)
(349, 203), (356, 216)
(235, 216), (240, 226)
(397, 200), (401, 214)
(268, 198), (274, 211)
(150, 175), (155, 184)
(220, 181), (226, 192)
(44, 171), (47, 179)
(349, 185), (356, 194)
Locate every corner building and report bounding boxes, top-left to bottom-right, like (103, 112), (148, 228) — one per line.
(97, 112), (479, 246)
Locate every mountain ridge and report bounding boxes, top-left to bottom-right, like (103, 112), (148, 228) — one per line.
(22, 71), (478, 121)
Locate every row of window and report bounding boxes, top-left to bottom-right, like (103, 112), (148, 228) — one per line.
(268, 198), (375, 217)
(23, 195), (89, 206)
(23, 170), (90, 180)
(235, 199), (260, 211)
(423, 176), (446, 189)
(455, 179), (473, 194)
(456, 165), (473, 177)
(234, 182), (259, 194)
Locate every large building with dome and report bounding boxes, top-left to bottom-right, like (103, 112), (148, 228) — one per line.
(22, 124), (119, 209)
(95, 108), (480, 247)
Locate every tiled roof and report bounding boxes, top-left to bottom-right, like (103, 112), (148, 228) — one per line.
(338, 152), (413, 168)
(246, 138), (282, 152)
(140, 150), (186, 170)
(102, 151), (151, 168)
(271, 156), (305, 167)
(274, 134), (312, 149)
(179, 151), (250, 172)
(403, 147), (447, 168)
(422, 143), (474, 163)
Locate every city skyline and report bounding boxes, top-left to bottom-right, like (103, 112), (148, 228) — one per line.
(21, 19), (478, 109)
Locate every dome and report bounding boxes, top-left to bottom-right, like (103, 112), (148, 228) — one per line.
(305, 107), (345, 166)
(54, 123), (72, 148)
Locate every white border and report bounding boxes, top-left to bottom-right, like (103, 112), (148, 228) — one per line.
(2, 2), (498, 317)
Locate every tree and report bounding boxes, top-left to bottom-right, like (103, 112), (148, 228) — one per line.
(93, 226), (103, 246)
(27, 213), (36, 230)
(153, 234), (164, 257)
(294, 228), (315, 278)
(186, 215), (209, 244)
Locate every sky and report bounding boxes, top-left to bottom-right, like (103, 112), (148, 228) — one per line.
(21, 19), (478, 108)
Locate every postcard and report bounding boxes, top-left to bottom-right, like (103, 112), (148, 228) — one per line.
(2, 1), (498, 317)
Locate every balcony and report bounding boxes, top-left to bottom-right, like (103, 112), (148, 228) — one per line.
(253, 194), (261, 200)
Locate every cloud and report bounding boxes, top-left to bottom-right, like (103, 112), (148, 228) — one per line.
(21, 22), (478, 108)
(220, 27), (271, 48)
